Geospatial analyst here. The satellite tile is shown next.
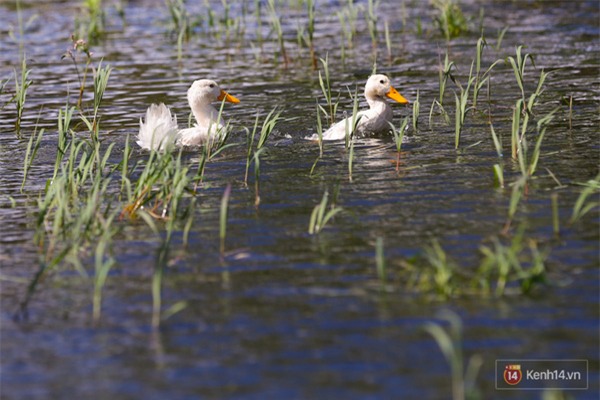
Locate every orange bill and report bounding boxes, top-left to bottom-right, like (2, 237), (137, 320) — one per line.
(218, 90), (240, 104)
(386, 86), (409, 104)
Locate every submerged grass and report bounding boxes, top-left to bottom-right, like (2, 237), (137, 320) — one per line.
(424, 310), (483, 400)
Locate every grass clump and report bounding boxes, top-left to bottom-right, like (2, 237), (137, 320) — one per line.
(431, 0), (468, 41)
(308, 189), (343, 235)
(75, 0), (106, 43)
(317, 55), (339, 127)
(401, 233), (549, 298)
(478, 228), (547, 296)
(244, 107), (282, 206)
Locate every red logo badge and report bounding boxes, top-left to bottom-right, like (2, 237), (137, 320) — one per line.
(503, 364), (523, 385)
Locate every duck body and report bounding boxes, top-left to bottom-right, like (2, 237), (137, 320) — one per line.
(137, 79), (239, 151)
(316, 74), (409, 141)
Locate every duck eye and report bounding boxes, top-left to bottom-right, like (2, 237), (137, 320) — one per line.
(380, 80), (385, 84)
(209, 83), (215, 88)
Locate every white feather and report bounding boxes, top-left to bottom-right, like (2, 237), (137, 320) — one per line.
(137, 103), (178, 151)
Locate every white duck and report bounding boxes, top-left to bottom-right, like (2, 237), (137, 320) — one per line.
(137, 79), (240, 150)
(315, 74), (409, 141)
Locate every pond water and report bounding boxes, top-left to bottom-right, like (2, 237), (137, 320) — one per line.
(1, 0), (599, 398)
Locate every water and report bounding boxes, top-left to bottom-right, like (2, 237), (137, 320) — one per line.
(1, 0), (599, 398)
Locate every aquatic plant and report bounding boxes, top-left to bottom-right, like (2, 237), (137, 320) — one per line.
(317, 54), (339, 127)
(302, 0), (317, 69)
(267, 0), (288, 67)
(423, 239), (457, 297)
(220, 183), (232, 254)
(507, 45), (533, 106)
(166, 0), (192, 62)
(438, 52), (455, 107)
(431, 0), (468, 41)
(567, 95), (573, 131)
(308, 190), (343, 235)
(337, 0), (359, 49)
(90, 62), (112, 135)
(152, 239), (169, 328)
(492, 163), (504, 189)
(424, 311), (483, 400)
(569, 173), (600, 224)
(503, 176), (526, 233)
(478, 228), (547, 296)
(13, 56), (32, 136)
(412, 90), (420, 132)
(344, 87), (362, 182)
(193, 101), (237, 186)
(75, 0), (106, 43)
(244, 108), (281, 206)
(347, 132), (355, 182)
(23, 131), (120, 318)
(389, 116), (410, 171)
(453, 78), (472, 149)
(21, 125), (44, 192)
(309, 103), (325, 176)
(375, 236), (386, 283)
(315, 102), (324, 158)
(506, 46), (551, 119)
(494, 26), (509, 51)
(489, 123), (504, 188)
(253, 0), (263, 45)
(510, 100), (557, 178)
(384, 19), (392, 63)
(62, 37), (93, 109)
(0, 78), (11, 110)
(365, 0), (378, 53)
(551, 193), (560, 236)
(471, 37), (502, 110)
(122, 146), (189, 219)
(92, 217), (116, 323)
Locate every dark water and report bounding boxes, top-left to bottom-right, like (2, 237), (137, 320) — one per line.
(1, 0), (599, 398)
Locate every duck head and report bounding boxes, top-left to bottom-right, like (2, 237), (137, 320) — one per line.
(187, 79), (240, 109)
(364, 74), (409, 104)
